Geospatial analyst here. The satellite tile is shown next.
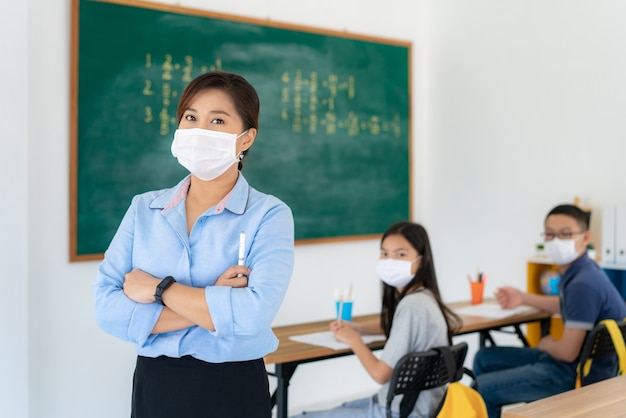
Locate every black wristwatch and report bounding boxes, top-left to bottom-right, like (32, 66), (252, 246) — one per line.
(154, 276), (176, 306)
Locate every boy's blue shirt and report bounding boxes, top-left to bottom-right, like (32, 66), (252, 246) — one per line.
(558, 253), (626, 382)
(559, 253), (626, 332)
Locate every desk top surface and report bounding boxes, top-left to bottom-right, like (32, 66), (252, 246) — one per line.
(265, 301), (551, 365)
(265, 313), (383, 365)
(502, 375), (626, 418)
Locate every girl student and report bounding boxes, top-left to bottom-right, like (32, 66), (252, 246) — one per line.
(294, 221), (461, 418)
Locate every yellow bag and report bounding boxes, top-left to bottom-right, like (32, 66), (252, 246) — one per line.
(436, 379), (487, 418)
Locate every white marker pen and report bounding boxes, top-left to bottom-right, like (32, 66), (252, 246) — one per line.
(238, 231), (246, 276)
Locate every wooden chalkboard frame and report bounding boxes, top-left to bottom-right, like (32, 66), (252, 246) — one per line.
(70, 0), (412, 261)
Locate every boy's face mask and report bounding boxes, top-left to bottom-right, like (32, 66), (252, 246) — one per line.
(544, 237), (581, 266)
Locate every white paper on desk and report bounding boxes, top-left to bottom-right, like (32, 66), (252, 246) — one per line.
(289, 331), (386, 351)
(453, 303), (539, 319)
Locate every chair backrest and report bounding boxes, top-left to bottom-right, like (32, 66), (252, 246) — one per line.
(576, 318), (626, 388)
(386, 342), (468, 418)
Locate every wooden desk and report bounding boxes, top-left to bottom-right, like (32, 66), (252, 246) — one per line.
(453, 302), (552, 347)
(502, 375), (626, 418)
(266, 304), (551, 418)
(265, 314), (383, 418)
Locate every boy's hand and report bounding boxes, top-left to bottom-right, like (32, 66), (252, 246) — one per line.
(495, 286), (524, 308)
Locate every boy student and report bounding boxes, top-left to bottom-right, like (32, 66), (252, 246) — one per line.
(473, 204), (626, 418)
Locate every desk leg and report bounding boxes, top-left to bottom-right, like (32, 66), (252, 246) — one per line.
(273, 362), (298, 418)
(513, 325), (530, 347)
(479, 331), (496, 347)
(541, 317), (551, 337)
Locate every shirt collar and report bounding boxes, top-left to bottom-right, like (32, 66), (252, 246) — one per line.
(151, 174), (250, 215)
(560, 252), (591, 286)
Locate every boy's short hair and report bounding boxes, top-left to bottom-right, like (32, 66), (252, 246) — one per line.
(546, 204), (591, 231)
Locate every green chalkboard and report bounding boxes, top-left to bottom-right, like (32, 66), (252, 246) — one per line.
(70, 0), (411, 261)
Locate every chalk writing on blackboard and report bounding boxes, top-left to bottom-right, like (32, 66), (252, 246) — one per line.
(141, 53), (402, 139)
(71, 0), (411, 260)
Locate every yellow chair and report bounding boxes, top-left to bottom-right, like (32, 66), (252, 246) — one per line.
(386, 342), (487, 418)
(576, 318), (626, 388)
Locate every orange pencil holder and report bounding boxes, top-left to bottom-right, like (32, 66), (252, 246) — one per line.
(470, 281), (485, 305)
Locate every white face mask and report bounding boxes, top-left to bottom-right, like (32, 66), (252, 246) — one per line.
(171, 128), (248, 181)
(544, 238), (580, 266)
(376, 258), (420, 288)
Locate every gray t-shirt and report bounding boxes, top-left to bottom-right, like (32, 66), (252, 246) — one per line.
(377, 289), (449, 417)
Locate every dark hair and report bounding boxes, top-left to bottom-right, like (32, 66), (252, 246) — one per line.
(546, 204), (591, 231)
(176, 71), (260, 170)
(380, 222), (462, 344)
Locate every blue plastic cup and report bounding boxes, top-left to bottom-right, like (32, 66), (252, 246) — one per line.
(335, 301), (353, 321)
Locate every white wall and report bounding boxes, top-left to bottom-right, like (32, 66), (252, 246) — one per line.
(0, 1), (28, 416)
(425, 0), (626, 305)
(4, 0), (626, 417)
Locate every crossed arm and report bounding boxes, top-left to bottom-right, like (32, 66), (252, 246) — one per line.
(123, 265), (249, 333)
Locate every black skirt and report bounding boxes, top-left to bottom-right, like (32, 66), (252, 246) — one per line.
(131, 355), (271, 418)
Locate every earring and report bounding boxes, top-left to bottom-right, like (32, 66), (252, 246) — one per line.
(239, 152), (245, 160)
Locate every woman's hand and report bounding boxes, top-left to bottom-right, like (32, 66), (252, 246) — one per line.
(123, 269), (161, 303)
(495, 286), (524, 309)
(123, 265), (250, 305)
(214, 265), (250, 288)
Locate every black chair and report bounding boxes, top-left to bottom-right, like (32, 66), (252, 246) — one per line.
(386, 342), (471, 418)
(576, 318), (626, 388)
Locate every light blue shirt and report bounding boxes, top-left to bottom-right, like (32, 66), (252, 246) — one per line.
(93, 174), (294, 362)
